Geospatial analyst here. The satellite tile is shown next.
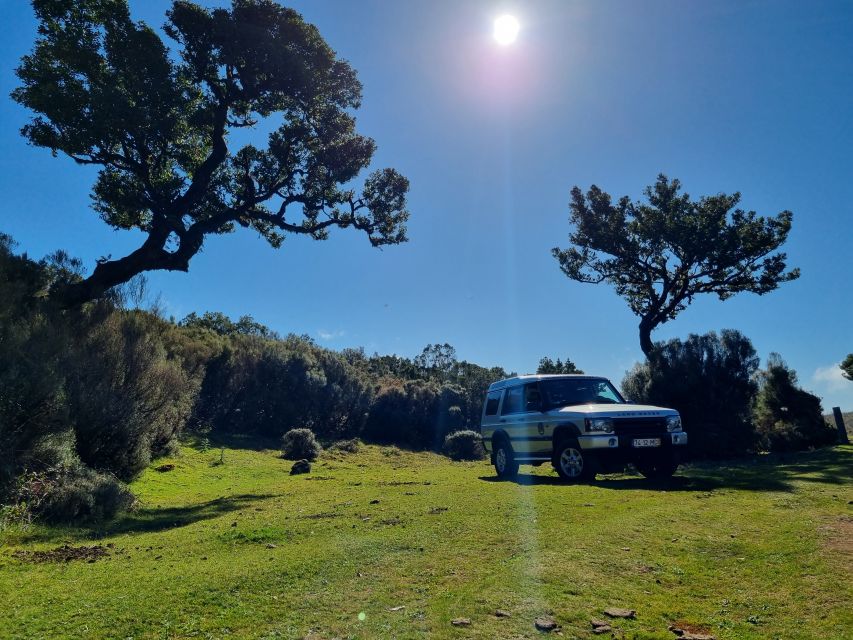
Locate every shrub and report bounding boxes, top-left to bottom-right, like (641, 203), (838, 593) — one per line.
(281, 428), (322, 461)
(10, 466), (134, 524)
(623, 330), (759, 458)
(442, 430), (486, 461)
(363, 379), (467, 450)
(65, 311), (197, 480)
(329, 438), (361, 454)
(754, 354), (837, 452)
(191, 333), (372, 441)
(39, 468), (134, 523)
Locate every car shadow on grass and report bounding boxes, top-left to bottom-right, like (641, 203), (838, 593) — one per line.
(478, 446), (852, 493)
(14, 493), (279, 545)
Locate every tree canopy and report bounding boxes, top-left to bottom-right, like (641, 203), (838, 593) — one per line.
(536, 357), (583, 375)
(841, 354), (853, 382)
(552, 175), (799, 356)
(13, 0), (410, 307)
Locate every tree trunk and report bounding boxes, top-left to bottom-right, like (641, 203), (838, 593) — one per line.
(51, 227), (198, 308)
(639, 317), (655, 359)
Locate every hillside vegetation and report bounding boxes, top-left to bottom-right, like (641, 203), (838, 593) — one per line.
(2, 443), (850, 640)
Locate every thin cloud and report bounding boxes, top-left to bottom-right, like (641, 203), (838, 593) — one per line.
(317, 328), (345, 341)
(812, 363), (848, 392)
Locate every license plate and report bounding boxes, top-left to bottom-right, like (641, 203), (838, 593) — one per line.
(633, 438), (661, 448)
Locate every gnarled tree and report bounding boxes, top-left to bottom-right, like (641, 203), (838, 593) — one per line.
(13, 0), (410, 307)
(552, 175), (799, 356)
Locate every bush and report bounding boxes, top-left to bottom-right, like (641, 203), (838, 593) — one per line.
(10, 466), (134, 524)
(363, 379), (466, 450)
(442, 430), (486, 461)
(39, 468), (134, 523)
(281, 428), (322, 461)
(65, 311), (197, 480)
(191, 334), (372, 441)
(623, 330), (759, 458)
(754, 354), (837, 452)
(329, 438), (361, 454)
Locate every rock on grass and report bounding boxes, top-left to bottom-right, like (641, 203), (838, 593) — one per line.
(450, 617), (471, 626)
(534, 615), (559, 631)
(290, 459), (311, 475)
(604, 607), (636, 619)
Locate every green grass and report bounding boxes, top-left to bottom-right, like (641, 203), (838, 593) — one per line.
(1, 444), (851, 640)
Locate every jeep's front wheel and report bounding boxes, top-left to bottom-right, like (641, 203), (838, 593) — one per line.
(635, 456), (679, 480)
(493, 439), (519, 479)
(553, 438), (593, 482)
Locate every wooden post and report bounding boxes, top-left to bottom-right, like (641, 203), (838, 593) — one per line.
(832, 407), (850, 445)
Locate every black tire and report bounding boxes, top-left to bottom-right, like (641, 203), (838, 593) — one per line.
(493, 438), (519, 479)
(553, 437), (594, 482)
(635, 456), (679, 480)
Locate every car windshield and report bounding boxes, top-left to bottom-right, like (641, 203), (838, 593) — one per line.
(539, 378), (625, 409)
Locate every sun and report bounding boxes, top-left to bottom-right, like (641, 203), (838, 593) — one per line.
(493, 14), (520, 46)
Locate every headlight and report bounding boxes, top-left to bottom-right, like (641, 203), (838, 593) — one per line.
(666, 415), (682, 432)
(585, 418), (614, 433)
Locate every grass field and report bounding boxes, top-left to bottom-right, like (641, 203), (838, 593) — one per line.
(1, 442), (851, 640)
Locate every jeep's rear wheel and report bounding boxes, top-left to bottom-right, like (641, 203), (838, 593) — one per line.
(493, 438), (519, 479)
(635, 456), (679, 480)
(553, 438), (593, 482)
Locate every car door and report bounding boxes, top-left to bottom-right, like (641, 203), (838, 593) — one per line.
(480, 389), (503, 452)
(499, 383), (549, 457)
(521, 382), (552, 455)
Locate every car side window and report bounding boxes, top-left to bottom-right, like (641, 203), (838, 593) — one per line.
(524, 383), (542, 412)
(484, 390), (501, 416)
(501, 386), (523, 414)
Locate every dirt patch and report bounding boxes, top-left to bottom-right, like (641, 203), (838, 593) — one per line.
(669, 620), (714, 635)
(12, 544), (111, 563)
(821, 515), (853, 560)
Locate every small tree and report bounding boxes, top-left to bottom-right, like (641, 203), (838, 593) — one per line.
(537, 357), (583, 374)
(553, 175), (799, 356)
(14, 0), (409, 307)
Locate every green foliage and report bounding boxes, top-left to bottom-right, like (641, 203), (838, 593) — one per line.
(754, 354), (837, 452)
(13, 0), (410, 306)
(191, 333), (372, 440)
(66, 311), (198, 480)
(179, 311), (278, 339)
(842, 354), (853, 382)
(536, 357), (583, 374)
(553, 175), (800, 355)
(442, 430), (486, 461)
(328, 438), (361, 454)
(280, 428), (321, 461)
(414, 343), (458, 380)
(0, 236), (196, 520)
(38, 467), (135, 524)
(363, 379), (466, 450)
(622, 330), (759, 458)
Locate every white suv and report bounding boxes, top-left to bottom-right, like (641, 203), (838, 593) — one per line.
(480, 374), (688, 481)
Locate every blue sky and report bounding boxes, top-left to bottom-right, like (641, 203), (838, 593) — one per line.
(1, 0), (851, 410)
